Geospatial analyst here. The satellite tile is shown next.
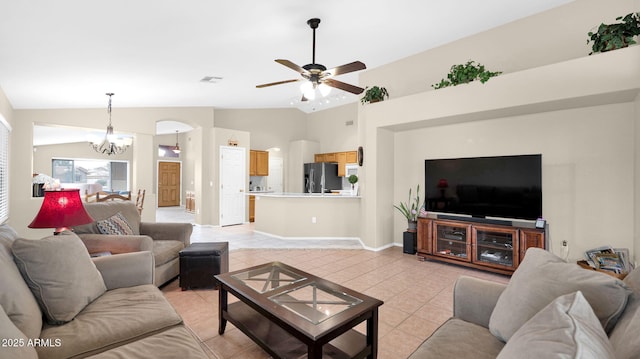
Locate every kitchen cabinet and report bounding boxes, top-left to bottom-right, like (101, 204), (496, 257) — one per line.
(314, 150), (358, 177)
(249, 150), (269, 176)
(336, 152), (347, 177)
(324, 153), (337, 162)
(249, 195), (255, 222)
(346, 151), (357, 163)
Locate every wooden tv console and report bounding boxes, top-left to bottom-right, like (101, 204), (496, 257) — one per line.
(417, 217), (546, 275)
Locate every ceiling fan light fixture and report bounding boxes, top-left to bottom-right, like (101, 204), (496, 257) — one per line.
(256, 18), (366, 100)
(319, 83), (331, 97)
(300, 82), (316, 100)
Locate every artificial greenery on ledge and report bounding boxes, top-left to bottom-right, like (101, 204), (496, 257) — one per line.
(588, 12), (640, 55)
(432, 61), (502, 90)
(360, 86), (389, 104)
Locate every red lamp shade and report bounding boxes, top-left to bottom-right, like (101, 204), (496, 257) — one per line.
(437, 179), (449, 188)
(28, 189), (94, 234)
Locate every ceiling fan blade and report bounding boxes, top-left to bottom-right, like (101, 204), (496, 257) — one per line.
(275, 59), (307, 74)
(325, 61), (366, 76)
(323, 78), (365, 95)
(256, 79), (300, 88)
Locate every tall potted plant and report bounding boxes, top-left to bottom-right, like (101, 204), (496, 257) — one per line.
(394, 184), (420, 232)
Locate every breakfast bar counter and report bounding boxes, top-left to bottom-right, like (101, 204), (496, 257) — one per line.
(251, 192), (361, 239)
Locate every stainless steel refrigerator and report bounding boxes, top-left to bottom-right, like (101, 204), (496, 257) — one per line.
(303, 163), (342, 193)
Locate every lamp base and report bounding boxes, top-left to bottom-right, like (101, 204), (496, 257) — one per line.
(53, 227), (72, 235)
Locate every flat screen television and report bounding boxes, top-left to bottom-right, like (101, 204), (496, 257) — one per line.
(424, 154), (542, 221)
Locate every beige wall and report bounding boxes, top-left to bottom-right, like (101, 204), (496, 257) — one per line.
(358, 46), (639, 256)
(255, 196), (361, 239)
(306, 104), (358, 153)
(357, 0), (640, 257)
(360, 0), (637, 100)
(394, 103), (635, 259)
(214, 108), (306, 151)
(635, 94), (640, 266)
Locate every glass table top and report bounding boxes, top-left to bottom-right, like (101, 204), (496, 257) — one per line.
(231, 265), (306, 294)
(269, 283), (363, 324)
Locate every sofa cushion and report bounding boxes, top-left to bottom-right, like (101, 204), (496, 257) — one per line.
(609, 291), (640, 359)
(37, 284), (183, 359)
(12, 231), (107, 324)
(623, 265), (640, 290)
(0, 304), (38, 359)
(408, 318), (504, 359)
(609, 266), (640, 359)
(489, 248), (631, 342)
(497, 291), (615, 359)
(96, 212), (134, 236)
(85, 325), (209, 359)
(74, 201), (141, 235)
(153, 240), (185, 266)
(0, 225), (43, 339)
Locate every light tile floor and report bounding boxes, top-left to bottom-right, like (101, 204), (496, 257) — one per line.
(158, 207), (510, 359)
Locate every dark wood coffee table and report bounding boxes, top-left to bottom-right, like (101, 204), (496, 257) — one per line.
(215, 261), (383, 359)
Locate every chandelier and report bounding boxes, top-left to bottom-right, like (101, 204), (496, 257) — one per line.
(89, 93), (131, 156)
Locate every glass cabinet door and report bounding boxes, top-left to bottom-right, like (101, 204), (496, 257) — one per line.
(473, 226), (518, 269)
(433, 222), (471, 262)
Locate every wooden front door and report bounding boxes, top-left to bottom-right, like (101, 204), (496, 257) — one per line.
(158, 161), (181, 207)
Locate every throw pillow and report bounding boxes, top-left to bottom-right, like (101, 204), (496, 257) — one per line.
(96, 212), (134, 236)
(12, 231), (107, 324)
(489, 248), (631, 342)
(497, 291), (615, 359)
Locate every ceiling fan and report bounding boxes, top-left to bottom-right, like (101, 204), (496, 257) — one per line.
(256, 18), (366, 101)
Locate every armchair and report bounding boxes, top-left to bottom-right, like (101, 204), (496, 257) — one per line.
(72, 201), (192, 286)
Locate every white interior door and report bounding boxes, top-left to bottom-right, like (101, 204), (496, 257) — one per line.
(220, 146), (246, 226)
(267, 156), (283, 192)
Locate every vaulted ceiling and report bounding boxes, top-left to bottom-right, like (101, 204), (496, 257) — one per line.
(1, 0), (572, 113)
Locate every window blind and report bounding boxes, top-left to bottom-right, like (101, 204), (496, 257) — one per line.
(0, 117), (9, 224)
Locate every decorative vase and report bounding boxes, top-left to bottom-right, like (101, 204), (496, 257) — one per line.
(407, 220), (418, 233)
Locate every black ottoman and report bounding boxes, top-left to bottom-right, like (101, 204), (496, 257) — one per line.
(179, 242), (229, 290)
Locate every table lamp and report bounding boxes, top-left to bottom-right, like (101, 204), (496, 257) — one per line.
(28, 189), (94, 234)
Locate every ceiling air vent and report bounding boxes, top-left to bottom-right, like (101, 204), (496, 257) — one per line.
(200, 76), (223, 83)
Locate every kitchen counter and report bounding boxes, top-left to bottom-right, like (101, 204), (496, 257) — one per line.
(250, 192), (359, 198)
(252, 193), (361, 239)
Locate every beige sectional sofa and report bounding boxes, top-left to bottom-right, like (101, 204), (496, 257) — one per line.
(72, 201), (192, 287)
(0, 224), (209, 358)
(409, 248), (639, 358)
